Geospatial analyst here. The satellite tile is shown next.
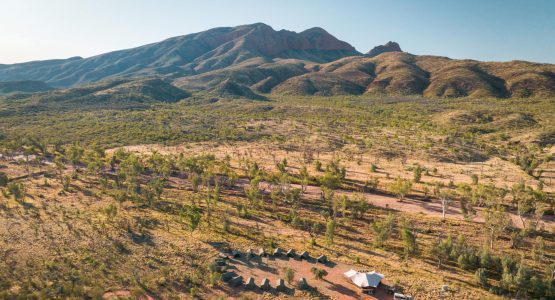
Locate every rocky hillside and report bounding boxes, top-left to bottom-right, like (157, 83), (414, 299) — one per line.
(0, 23), (358, 87)
(366, 41), (402, 57)
(177, 51), (555, 98)
(0, 80), (53, 94)
(1, 23), (554, 99)
(0, 78), (190, 112)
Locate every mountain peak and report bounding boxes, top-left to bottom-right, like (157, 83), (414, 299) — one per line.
(366, 41), (402, 57)
(0, 23), (360, 87)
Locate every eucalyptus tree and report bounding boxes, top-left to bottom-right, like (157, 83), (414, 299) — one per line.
(439, 188), (456, 220)
(118, 153), (143, 196)
(299, 165), (310, 192)
(390, 177), (412, 202)
(484, 205), (512, 249)
(65, 143), (84, 178)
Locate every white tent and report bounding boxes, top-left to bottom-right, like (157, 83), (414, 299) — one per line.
(344, 270), (384, 288)
(344, 269), (358, 279)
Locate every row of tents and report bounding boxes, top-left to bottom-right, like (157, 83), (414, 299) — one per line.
(221, 271), (309, 291)
(231, 248), (328, 263)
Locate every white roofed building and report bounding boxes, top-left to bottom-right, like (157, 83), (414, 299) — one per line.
(343, 269), (385, 290)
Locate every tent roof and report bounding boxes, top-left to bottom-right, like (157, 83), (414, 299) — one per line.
(346, 271), (384, 288)
(344, 269), (358, 278)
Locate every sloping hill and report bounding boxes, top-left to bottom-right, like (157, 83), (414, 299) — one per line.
(0, 23), (359, 87)
(0, 80), (53, 94)
(268, 52), (555, 98)
(1, 78), (190, 111)
(209, 79), (266, 100)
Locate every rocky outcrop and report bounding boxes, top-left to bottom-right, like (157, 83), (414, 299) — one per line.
(366, 41), (402, 57)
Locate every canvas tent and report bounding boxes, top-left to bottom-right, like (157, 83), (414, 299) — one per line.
(286, 249), (296, 257)
(298, 277), (308, 290)
(244, 277), (256, 290)
(258, 248), (267, 257)
(260, 278), (271, 290)
(276, 278), (286, 291)
(344, 269), (384, 289)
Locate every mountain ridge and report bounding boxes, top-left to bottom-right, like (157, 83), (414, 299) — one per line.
(1, 23), (554, 99)
(0, 23), (359, 87)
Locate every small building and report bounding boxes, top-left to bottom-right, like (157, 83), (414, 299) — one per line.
(245, 248), (255, 258)
(244, 277), (256, 290)
(221, 271), (236, 282)
(214, 258), (227, 266)
(231, 250), (242, 258)
(258, 248), (267, 257)
(299, 251), (309, 260)
(317, 255), (328, 264)
(298, 277), (309, 290)
(344, 269), (384, 292)
(229, 275), (243, 287)
(286, 249), (296, 257)
(260, 278), (271, 290)
(276, 278), (286, 291)
(394, 293), (413, 300)
(273, 247), (284, 256)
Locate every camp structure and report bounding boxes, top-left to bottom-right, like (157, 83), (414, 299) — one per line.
(214, 258), (227, 266)
(260, 278), (271, 290)
(244, 277), (256, 290)
(231, 250), (242, 258)
(258, 247), (267, 257)
(317, 255), (328, 264)
(299, 251), (309, 260)
(298, 277), (309, 290)
(221, 271), (236, 282)
(394, 293), (413, 300)
(229, 275), (244, 287)
(286, 249), (296, 257)
(344, 269), (384, 291)
(273, 247), (284, 256)
(276, 278), (286, 291)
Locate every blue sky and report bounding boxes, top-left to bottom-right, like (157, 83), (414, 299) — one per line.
(1, 0), (554, 64)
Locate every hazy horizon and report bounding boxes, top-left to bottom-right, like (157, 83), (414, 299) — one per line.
(1, 0), (554, 64)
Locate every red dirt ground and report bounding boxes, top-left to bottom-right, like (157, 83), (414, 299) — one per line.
(224, 253), (394, 300)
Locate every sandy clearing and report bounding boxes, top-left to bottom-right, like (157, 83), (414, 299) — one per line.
(254, 181), (555, 231)
(224, 254), (394, 300)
